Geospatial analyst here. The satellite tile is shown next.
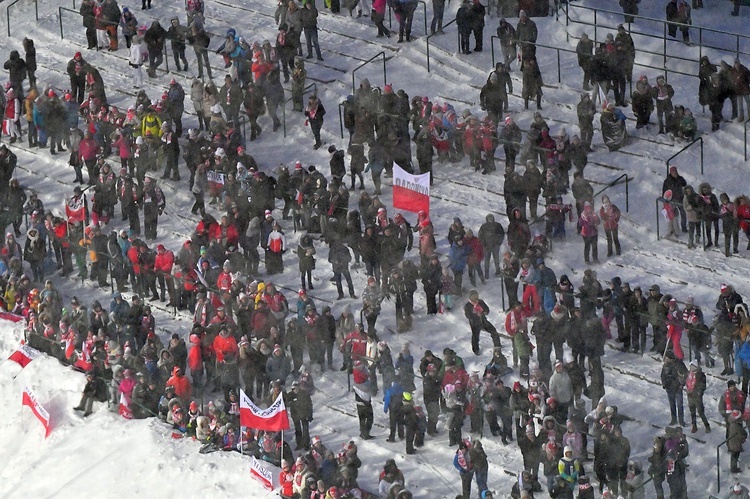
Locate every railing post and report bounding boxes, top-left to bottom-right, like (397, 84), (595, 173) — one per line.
(699, 137), (703, 175)
(557, 48), (561, 83)
(59, 6), (64, 39)
(34, 0), (38, 21)
(282, 101), (287, 138)
(419, 0), (427, 36)
(625, 175), (629, 213)
(745, 119), (749, 161)
(426, 34), (431, 73)
(382, 52), (387, 88)
(338, 102), (344, 139)
(500, 276), (505, 311)
(491, 35), (496, 67)
(656, 199), (660, 240)
(663, 23), (667, 70)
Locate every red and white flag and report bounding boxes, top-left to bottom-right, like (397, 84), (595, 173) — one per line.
(392, 165), (430, 216)
(239, 389), (289, 431)
(206, 170), (225, 197)
(119, 393), (133, 420)
(9, 344), (41, 368)
(22, 386), (51, 438)
(250, 456), (275, 490)
(65, 195), (87, 224)
(598, 84), (609, 111)
(0, 311), (24, 322)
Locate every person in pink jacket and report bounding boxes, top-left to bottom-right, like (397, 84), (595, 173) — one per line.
(111, 129), (134, 172)
(78, 130), (101, 184)
(599, 194), (621, 257)
(371, 0), (390, 38)
(577, 201), (600, 264)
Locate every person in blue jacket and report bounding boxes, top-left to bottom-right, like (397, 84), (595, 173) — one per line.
(449, 236), (470, 295)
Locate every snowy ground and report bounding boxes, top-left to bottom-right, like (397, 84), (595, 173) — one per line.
(1, 0), (750, 497)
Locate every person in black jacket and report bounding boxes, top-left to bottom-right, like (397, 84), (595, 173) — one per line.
(456, 0), (473, 54)
(22, 38), (36, 89)
(329, 240), (356, 300)
(469, 0), (485, 52)
(660, 352), (688, 426)
(167, 18), (189, 72)
(464, 290), (502, 355)
(3, 51), (27, 100)
(66, 52), (87, 104)
(74, 370), (109, 416)
(287, 381), (313, 450)
(478, 214), (504, 279)
(80, 0), (97, 49)
(304, 94), (326, 150)
(144, 21), (167, 77)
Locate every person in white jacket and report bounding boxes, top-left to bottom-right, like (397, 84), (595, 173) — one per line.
(726, 482), (750, 499)
(129, 34), (147, 89)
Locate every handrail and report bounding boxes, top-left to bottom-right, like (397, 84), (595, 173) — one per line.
(425, 18), (456, 73)
(387, 1), (428, 36)
(655, 198), (661, 240)
(593, 173), (630, 213)
(745, 118), (750, 162)
(58, 6), (78, 39)
(338, 102), (345, 139)
(351, 51), (387, 94)
(717, 437), (730, 494)
(562, 3), (750, 82)
(490, 35), (572, 83)
(665, 137), (703, 176)
(282, 82), (317, 138)
(7, 0), (38, 37)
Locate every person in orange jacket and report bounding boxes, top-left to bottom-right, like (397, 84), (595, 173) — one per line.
(213, 327), (239, 397)
(166, 365), (192, 405)
(154, 243), (175, 304)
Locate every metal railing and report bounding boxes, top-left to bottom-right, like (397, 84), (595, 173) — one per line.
(387, 1), (428, 36)
(745, 118), (750, 161)
(490, 36), (572, 84)
(338, 101), (345, 139)
(665, 137), (703, 176)
(562, 3), (750, 83)
(717, 436), (731, 494)
(282, 83), (317, 138)
(425, 18), (457, 73)
(593, 173), (630, 213)
(7, 0), (37, 36)
(351, 51), (387, 94)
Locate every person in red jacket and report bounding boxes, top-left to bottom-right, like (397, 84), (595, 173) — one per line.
(464, 230), (485, 287)
(441, 360), (470, 389)
(154, 243), (175, 304)
(175, 265), (198, 312)
(78, 130), (101, 184)
(166, 365), (193, 405)
(505, 303), (527, 368)
(127, 241), (142, 296)
(213, 327), (239, 397)
(599, 194), (621, 257)
(342, 323), (367, 371)
(187, 331), (204, 391)
(214, 215), (239, 249)
(280, 459), (295, 497)
(216, 260), (233, 293)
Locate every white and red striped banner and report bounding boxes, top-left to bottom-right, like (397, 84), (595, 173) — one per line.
(22, 386), (51, 437)
(119, 393), (133, 420)
(598, 84), (609, 111)
(9, 344), (41, 368)
(239, 390), (289, 432)
(249, 456), (276, 490)
(66, 196), (86, 224)
(392, 165), (430, 215)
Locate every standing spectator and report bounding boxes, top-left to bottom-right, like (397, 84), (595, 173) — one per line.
(599, 195), (621, 257)
(120, 7), (138, 48)
(430, 0), (445, 35)
(660, 351), (687, 426)
(454, 440), (474, 499)
(189, 13), (212, 80)
(67, 52), (87, 104)
(457, 0), (473, 55)
(22, 38), (36, 90)
(732, 59), (750, 122)
(577, 93), (595, 151)
(496, 18), (516, 69)
(304, 94), (325, 150)
(144, 21), (167, 78)
(478, 213), (504, 279)
(371, 0), (390, 38)
(685, 360), (710, 434)
(577, 201), (600, 264)
(167, 18), (190, 72)
(464, 290), (501, 356)
(102, 0), (121, 51)
(652, 75), (675, 134)
(522, 57), (543, 110)
(469, 0), (485, 52)
(394, 0), (418, 43)
(288, 381), (313, 451)
(516, 10), (537, 65)
(301, 0), (323, 61)
(129, 32), (147, 89)
(80, 0), (98, 49)
(620, 0), (639, 23)
(662, 165), (687, 233)
(720, 193), (739, 257)
(4, 51), (27, 101)
(576, 33), (594, 91)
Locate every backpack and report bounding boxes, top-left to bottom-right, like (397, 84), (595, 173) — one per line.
(276, 30), (286, 47)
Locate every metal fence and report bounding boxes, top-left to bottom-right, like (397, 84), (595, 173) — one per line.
(282, 83), (317, 138)
(593, 173), (630, 212)
(351, 51), (387, 93)
(561, 3), (750, 82)
(665, 137), (704, 176)
(6, 0), (37, 36)
(425, 18), (457, 73)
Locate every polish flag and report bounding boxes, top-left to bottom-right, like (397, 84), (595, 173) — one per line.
(598, 85), (609, 111)
(250, 456), (274, 490)
(65, 195), (87, 224)
(9, 344), (41, 368)
(392, 166), (430, 216)
(239, 389), (289, 431)
(119, 393), (133, 420)
(0, 311), (24, 322)
(22, 387), (51, 438)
